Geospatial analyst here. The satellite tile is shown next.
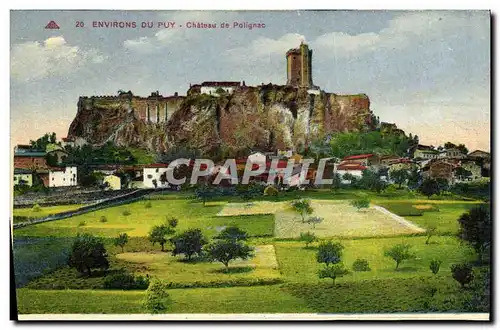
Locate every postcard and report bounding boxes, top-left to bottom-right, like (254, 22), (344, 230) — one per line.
(10, 9), (491, 321)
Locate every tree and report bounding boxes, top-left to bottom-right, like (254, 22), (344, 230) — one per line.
(167, 217), (178, 229)
(306, 216), (323, 228)
(384, 243), (416, 270)
(317, 241), (344, 266)
(350, 198), (370, 211)
(429, 259), (442, 275)
(457, 205), (491, 263)
(389, 168), (410, 188)
(67, 233), (109, 276)
(425, 224), (437, 244)
(113, 233), (129, 253)
(171, 229), (207, 261)
(205, 240), (254, 271)
(30, 132), (58, 151)
(299, 232), (317, 248)
(148, 224), (175, 252)
(144, 280), (170, 314)
(407, 167), (421, 190)
(357, 169), (386, 193)
(291, 199), (314, 223)
(331, 173), (342, 191)
(318, 263), (349, 285)
(215, 226), (249, 242)
(419, 178), (441, 198)
(195, 184), (218, 206)
(451, 263), (474, 288)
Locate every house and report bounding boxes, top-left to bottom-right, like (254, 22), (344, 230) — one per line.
(143, 164), (171, 188)
(468, 150), (490, 160)
(13, 168), (33, 186)
(455, 159), (482, 182)
(61, 137), (75, 148)
(248, 151), (267, 164)
(422, 159), (460, 184)
(335, 163), (367, 184)
(414, 148), (441, 160)
(199, 81), (241, 96)
(49, 166), (78, 187)
(342, 154), (380, 167)
(443, 148), (466, 159)
(103, 174), (121, 190)
(14, 149), (48, 169)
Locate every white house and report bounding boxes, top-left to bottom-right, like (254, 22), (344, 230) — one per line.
(248, 151), (267, 165)
(335, 163), (366, 184)
(200, 81), (241, 96)
(49, 166), (77, 187)
(143, 164), (172, 188)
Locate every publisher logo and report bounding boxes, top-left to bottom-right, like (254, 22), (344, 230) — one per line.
(45, 21), (60, 29)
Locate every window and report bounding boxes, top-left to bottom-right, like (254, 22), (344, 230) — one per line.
(52, 178), (54, 181)
(156, 168), (159, 173)
(147, 174), (153, 179)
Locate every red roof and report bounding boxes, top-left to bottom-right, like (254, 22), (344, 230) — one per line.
(343, 154), (374, 160)
(337, 164), (367, 171)
(145, 163), (170, 168)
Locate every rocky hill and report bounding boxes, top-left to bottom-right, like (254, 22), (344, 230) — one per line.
(67, 84), (375, 156)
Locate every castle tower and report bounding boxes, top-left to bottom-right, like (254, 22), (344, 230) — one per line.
(286, 42), (313, 88)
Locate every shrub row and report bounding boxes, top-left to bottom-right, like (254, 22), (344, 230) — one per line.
(103, 271), (150, 290)
(159, 277), (283, 289)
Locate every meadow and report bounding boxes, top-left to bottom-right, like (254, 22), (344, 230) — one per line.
(13, 188), (488, 315)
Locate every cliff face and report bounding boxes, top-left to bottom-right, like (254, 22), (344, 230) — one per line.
(67, 85), (374, 155)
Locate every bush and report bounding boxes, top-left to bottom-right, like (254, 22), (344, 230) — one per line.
(299, 232), (317, 248)
(350, 198), (370, 211)
(352, 258), (371, 272)
(382, 204), (423, 216)
(99, 216), (108, 223)
(145, 201), (152, 208)
(78, 221), (86, 227)
(122, 210), (131, 216)
(429, 259), (442, 275)
(144, 280), (170, 314)
(264, 185), (279, 197)
(451, 263), (474, 288)
(103, 271), (150, 290)
(159, 277), (283, 289)
(32, 204), (42, 212)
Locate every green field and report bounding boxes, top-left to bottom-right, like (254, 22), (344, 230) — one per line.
(13, 189), (488, 315)
(14, 199), (274, 238)
(13, 204), (84, 222)
(375, 201), (485, 234)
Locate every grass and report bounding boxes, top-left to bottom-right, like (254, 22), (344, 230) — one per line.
(14, 199), (274, 239)
(12, 204), (84, 221)
(275, 236), (475, 284)
(16, 285), (312, 314)
(12, 237), (74, 288)
(114, 244), (280, 284)
(376, 201), (485, 234)
(274, 200), (424, 239)
(283, 275), (473, 313)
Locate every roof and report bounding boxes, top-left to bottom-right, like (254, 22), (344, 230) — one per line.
(343, 154), (374, 160)
(14, 151), (47, 157)
(416, 149), (440, 154)
(200, 81), (241, 87)
(337, 164), (367, 171)
(144, 163), (170, 168)
(468, 150), (490, 157)
(62, 137), (74, 142)
(14, 168), (33, 175)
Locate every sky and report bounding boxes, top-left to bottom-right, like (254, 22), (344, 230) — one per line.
(10, 10), (491, 152)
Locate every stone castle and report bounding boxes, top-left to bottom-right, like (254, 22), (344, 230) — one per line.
(77, 42), (322, 124)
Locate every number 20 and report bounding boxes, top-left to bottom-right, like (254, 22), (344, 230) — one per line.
(76, 21), (84, 28)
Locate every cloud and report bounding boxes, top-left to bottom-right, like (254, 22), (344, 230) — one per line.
(11, 36), (106, 82)
(226, 11), (489, 62)
(226, 33), (306, 62)
(124, 11), (234, 54)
